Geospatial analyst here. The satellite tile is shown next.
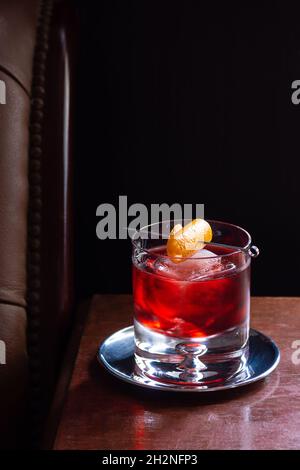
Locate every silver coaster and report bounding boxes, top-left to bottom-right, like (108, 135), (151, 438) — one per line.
(98, 327), (280, 392)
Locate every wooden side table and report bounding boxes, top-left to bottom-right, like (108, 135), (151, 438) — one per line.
(53, 295), (300, 450)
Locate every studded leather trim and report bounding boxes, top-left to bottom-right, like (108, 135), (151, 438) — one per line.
(26, 0), (54, 447)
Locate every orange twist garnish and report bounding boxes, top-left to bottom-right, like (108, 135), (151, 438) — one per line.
(167, 218), (213, 263)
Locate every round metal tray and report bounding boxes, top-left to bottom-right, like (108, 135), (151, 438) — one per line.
(98, 326), (280, 392)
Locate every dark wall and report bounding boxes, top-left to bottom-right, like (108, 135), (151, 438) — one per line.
(75, 1), (300, 297)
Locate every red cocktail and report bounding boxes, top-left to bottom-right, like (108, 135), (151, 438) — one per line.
(133, 244), (250, 339)
(132, 219), (258, 386)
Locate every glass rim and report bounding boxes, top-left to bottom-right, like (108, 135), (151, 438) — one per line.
(131, 219), (252, 261)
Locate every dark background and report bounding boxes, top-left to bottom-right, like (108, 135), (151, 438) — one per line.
(74, 0), (300, 298)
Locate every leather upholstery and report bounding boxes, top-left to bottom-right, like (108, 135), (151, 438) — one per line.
(0, 19), (35, 448)
(0, 0), (75, 448)
(27, 0), (76, 446)
(0, 0), (39, 93)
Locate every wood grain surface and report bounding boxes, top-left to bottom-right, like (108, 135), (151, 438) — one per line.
(54, 295), (300, 450)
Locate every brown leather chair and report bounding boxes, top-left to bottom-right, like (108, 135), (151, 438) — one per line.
(0, 0), (76, 448)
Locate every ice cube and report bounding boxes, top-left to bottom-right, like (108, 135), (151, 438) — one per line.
(154, 249), (224, 281)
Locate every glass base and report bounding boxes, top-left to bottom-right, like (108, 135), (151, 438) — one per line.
(134, 319), (249, 386)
